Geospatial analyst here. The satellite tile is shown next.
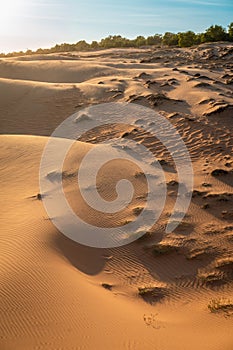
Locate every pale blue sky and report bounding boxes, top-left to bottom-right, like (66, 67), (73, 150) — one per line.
(0, 0), (232, 52)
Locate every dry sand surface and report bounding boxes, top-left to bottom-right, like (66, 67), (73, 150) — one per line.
(0, 43), (233, 349)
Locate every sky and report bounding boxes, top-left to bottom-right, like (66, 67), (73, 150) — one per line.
(0, 0), (232, 53)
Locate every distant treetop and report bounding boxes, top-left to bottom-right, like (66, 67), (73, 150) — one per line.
(1, 23), (233, 58)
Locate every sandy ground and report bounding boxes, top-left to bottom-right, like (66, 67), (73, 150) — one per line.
(0, 43), (233, 350)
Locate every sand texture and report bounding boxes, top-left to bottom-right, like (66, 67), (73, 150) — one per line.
(0, 42), (233, 350)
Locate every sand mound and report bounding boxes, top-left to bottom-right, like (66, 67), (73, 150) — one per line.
(0, 59), (118, 83)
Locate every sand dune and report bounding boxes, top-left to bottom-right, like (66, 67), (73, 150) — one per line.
(0, 44), (233, 349)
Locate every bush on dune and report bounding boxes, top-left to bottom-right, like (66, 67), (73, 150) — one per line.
(1, 22), (233, 58)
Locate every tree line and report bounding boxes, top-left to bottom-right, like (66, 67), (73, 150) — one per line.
(1, 23), (233, 58)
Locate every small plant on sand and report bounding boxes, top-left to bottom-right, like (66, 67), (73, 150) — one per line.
(122, 219), (132, 226)
(215, 258), (233, 278)
(138, 286), (165, 301)
(201, 203), (210, 209)
(101, 283), (113, 290)
(208, 298), (233, 314)
(133, 207), (143, 215)
(211, 169), (228, 177)
(137, 231), (152, 242)
(198, 271), (225, 286)
(134, 171), (145, 179)
(216, 257), (233, 269)
(152, 243), (177, 256)
(37, 193), (42, 200)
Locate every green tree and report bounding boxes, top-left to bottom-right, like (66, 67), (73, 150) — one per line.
(112, 35), (130, 47)
(162, 32), (178, 46)
(195, 33), (202, 45)
(36, 48), (44, 54)
(202, 25), (227, 42)
(3, 21), (233, 58)
(90, 41), (99, 49)
(228, 22), (233, 41)
(100, 35), (118, 48)
(75, 40), (90, 51)
(146, 34), (162, 46)
(100, 35), (132, 48)
(178, 31), (197, 47)
(133, 36), (146, 47)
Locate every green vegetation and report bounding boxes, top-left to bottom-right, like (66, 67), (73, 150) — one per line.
(162, 32), (179, 46)
(178, 31), (197, 47)
(201, 25), (228, 43)
(229, 22), (233, 41)
(1, 22), (233, 57)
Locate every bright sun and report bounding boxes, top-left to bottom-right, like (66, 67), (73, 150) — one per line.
(0, 1), (24, 26)
(0, 0), (26, 52)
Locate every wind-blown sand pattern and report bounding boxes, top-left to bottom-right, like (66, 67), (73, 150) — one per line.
(0, 42), (233, 349)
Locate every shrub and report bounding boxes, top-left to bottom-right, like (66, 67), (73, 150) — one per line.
(228, 22), (233, 41)
(162, 32), (179, 46)
(178, 31), (197, 47)
(146, 34), (162, 46)
(202, 25), (227, 43)
(152, 244), (177, 256)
